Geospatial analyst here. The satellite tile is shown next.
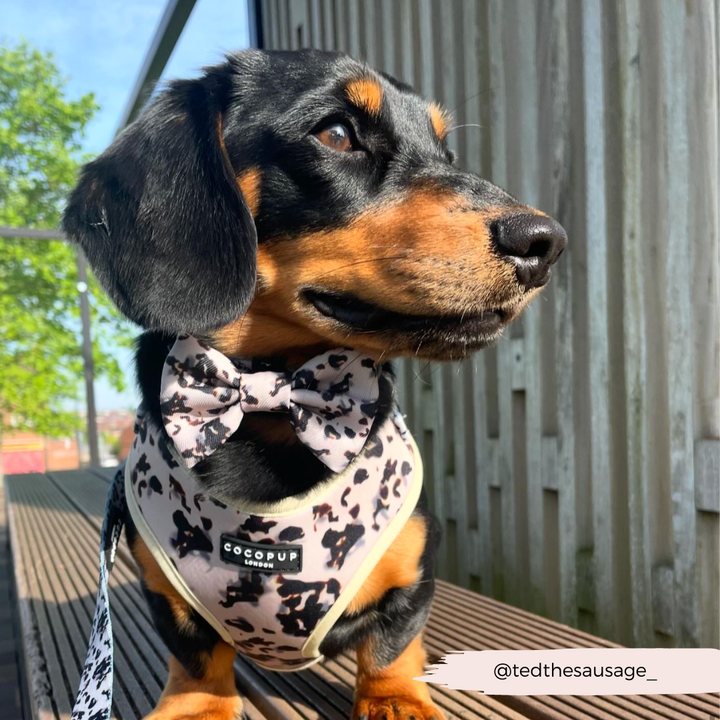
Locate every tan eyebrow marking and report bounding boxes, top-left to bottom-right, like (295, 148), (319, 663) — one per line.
(429, 102), (452, 140)
(345, 77), (383, 117)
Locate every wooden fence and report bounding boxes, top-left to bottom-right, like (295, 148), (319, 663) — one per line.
(255, 0), (720, 649)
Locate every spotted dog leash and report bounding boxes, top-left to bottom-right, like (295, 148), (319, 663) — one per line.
(71, 464), (126, 720)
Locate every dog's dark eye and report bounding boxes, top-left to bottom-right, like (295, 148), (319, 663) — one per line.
(315, 123), (354, 152)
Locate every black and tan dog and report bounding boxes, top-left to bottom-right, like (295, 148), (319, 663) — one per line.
(64, 49), (565, 720)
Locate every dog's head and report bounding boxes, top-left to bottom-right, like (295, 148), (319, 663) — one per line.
(64, 49), (565, 361)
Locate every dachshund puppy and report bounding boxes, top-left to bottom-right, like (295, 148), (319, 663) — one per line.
(64, 49), (565, 720)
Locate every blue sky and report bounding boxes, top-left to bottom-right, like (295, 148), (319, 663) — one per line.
(4, 0), (251, 410)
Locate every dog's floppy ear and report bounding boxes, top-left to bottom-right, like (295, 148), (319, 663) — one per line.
(63, 67), (256, 333)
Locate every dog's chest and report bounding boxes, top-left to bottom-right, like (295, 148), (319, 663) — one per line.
(126, 412), (423, 671)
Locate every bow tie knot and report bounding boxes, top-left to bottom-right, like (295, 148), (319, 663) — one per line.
(237, 371), (293, 413)
(160, 336), (380, 472)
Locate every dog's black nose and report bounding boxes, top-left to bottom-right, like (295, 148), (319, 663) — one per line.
(492, 214), (567, 289)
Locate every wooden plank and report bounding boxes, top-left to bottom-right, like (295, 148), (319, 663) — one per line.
(307, 0), (322, 49)
(535, 0), (561, 621)
(616, 0), (654, 648)
(460, 0), (482, 174)
(687, 0), (720, 445)
(266, 0), (280, 50)
(415, 0), (434, 98)
(472, 352), (494, 595)
(695, 440), (719, 514)
(582, 0), (615, 640)
(660, 0), (699, 647)
(511, 338), (526, 392)
(651, 563), (675, 637)
(503, 0), (544, 615)
(437, 0), (458, 156)
(288, 0), (309, 49)
(345, 0), (360, 59)
(397, 0), (414, 85)
(379, 0), (395, 74)
(484, 0), (518, 606)
(431, 365), (452, 581)
(541, 438), (559, 492)
(498, 0), (538, 592)
(321, 0), (334, 50)
(0, 482), (28, 720)
(451, 363), (472, 587)
(276, 0), (289, 51)
(360, 0), (377, 67)
(333, 0), (347, 53)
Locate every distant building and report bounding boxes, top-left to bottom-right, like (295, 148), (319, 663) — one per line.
(1, 409), (134, 474)
(1, 431), (79, 474)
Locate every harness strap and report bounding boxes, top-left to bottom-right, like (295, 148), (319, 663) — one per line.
(71, 465), (126, 720)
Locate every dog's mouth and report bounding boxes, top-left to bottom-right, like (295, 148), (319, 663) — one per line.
(302, 288), (508, 350)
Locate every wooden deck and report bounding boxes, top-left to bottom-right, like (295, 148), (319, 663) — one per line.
(4, 469), (719, 720)
(0, 478), (26, 720)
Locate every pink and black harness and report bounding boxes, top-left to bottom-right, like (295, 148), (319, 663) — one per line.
(71, 336), (422, 719)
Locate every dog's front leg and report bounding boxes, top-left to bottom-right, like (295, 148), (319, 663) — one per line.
(353, 634), (444, 720)
(128, 530), (243, 720)
(342, 511), (445, 720)
(145, 644), (242, 720)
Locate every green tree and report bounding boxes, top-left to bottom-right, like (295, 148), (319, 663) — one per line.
(0, 41), (133, 437)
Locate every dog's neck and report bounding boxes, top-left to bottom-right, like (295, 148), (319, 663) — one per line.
(206, 297), (335, 368)
(134, 330), (397, 505)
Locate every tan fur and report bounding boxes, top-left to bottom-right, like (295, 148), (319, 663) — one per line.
(346, 77), (383, 116)
(354, 635), (444, 720)
(212, 187), (533, 359)
(144, 648), (241, 720)
(237, 168), (261, 217)
(348, 515), (427, 613)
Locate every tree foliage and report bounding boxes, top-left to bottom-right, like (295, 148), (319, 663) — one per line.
(0, 41), (133, 436)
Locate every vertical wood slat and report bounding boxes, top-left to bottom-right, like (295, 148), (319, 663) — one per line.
(581, 0), (615, 641)
(360, 0), (377, 68)
(333, 0), (347, 53)
(542, 0), (578, 630)
(379, 0), (396, 77)
(320, 0), (334, 49)
(257, 0), (720, 649)
(617, 0), (653, 648)
(511, 0), (544, 614)
(276, 0), (289, 51)
(486, 0), (518, 607)
(660, 0), (699, 648)
(307, 0), (322, 49)
(264, 0), (278, 49)
(462, 0), (491, 595)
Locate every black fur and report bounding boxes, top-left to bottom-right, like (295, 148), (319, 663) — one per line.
(63, 67), (257, 333)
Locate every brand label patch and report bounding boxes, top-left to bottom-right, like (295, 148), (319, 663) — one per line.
(220, 534), (303, 573)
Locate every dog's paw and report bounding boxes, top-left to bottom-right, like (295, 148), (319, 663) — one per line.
(352, 696), (446, 720)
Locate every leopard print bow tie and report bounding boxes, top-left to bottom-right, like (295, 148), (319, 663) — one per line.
(160, 335), (381, 473)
